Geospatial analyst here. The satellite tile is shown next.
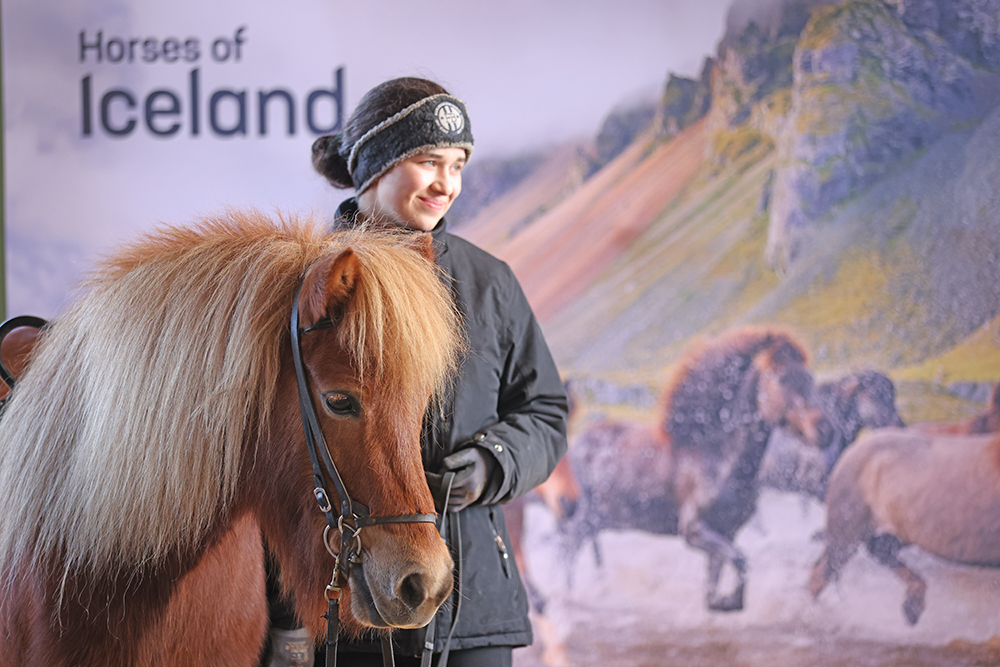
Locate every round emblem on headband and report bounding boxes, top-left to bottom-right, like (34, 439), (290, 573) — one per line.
(434, 101), (465, 135)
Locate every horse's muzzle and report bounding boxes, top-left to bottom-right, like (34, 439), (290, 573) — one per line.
(349, 553), (454, 629)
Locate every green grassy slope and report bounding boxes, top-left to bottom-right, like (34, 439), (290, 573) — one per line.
(538, 108), (1000, 425)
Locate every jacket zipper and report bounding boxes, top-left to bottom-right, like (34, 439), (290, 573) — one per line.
(488, 508), (511, 578)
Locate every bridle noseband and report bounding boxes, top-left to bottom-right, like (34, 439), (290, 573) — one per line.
(290, 280), (436, 667)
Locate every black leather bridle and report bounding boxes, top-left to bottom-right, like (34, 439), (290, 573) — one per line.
(290, 281), (438, 667)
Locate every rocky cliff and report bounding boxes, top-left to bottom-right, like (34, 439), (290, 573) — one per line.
(456, 0), (1000, 385)
(764, 0), (1000, 267)
(660, 59), (714, 138)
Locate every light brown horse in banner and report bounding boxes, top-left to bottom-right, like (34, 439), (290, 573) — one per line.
(810, 428), (1000, 625)
(0, 211), (462, 666)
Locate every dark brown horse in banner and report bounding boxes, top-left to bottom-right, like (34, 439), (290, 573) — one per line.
(566, 327), (835, 611)
(0, 212), (462, 666)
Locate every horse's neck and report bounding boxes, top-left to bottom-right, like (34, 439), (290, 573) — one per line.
(243, 460), (333, 640)
(7, 513), (265, 667)
(5, 552), (191, 665)
(728, 370), (773, 477)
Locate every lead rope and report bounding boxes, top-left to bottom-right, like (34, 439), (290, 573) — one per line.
(438, 511), (462, 667)
(420, 472), (462, 667)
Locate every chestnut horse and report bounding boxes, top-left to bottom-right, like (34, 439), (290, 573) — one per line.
(565, 327), (835, 611)
(810, 428), (1000, 625)
(0, 212), (462, 666)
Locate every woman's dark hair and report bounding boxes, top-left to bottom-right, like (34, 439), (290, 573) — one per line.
(311, 77), (449, 189)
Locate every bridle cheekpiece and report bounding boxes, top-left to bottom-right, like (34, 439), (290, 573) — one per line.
(290, 279), (436, 667)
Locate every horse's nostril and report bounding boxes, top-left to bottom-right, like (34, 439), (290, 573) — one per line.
(398, 572), (426, 610)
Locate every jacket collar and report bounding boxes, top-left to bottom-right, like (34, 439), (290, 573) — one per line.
(335, 198), (449, 259)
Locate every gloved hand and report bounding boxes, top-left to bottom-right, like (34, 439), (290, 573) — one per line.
(439, 446), (498, 512)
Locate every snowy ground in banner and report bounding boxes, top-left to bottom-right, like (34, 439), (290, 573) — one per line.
(513, 489), (1000, 667)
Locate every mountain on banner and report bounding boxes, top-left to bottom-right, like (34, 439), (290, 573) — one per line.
(454, 0), (1000, 422)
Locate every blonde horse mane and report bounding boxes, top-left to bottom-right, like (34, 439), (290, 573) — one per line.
(0, 209), (461, 580)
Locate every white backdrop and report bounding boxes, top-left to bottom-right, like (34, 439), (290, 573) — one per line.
(1, 0), (729, 318)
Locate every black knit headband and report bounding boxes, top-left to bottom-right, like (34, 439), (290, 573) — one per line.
(347, 94), (475, 194)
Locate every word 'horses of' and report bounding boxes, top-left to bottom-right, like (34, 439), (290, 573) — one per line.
(0, 212), (462, 666)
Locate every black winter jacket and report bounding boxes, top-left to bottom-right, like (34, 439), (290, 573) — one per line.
(335, 200), (569, 656)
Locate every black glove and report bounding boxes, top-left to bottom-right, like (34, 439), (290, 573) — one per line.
(438, 446), (498, 512)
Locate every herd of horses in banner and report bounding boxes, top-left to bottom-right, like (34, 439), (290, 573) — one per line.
(503, 326), (1000, 650)
(0, 210), (996, 666)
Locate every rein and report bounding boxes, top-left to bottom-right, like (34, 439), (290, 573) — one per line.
(290, 281), (437, 667)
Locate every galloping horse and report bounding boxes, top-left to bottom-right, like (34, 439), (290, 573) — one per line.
(564, 327), (835, 611)
(810, 428), (1000, 625)
(0, 211), (463, 666)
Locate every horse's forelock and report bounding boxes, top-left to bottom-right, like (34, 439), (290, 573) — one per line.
(334, 231), (463, 407)
(755, 338), (808, 370)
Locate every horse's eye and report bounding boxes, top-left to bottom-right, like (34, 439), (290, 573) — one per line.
(323, 392), (358, 416)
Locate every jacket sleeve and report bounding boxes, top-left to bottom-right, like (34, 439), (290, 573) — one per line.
(470, 277), (569, 505)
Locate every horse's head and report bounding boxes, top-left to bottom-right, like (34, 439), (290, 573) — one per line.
(261, 232), (461, 637)
(853, 373), (905, 430)
(754, 337), (837, 451)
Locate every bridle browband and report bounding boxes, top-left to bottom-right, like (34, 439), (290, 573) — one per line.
(290, 279), (437, 667)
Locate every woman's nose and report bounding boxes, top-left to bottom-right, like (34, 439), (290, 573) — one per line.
(432, 168), (457, 196)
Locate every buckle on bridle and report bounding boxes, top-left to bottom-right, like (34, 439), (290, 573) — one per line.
(314, 487), (333, 513)
(325, 581), (342, 601)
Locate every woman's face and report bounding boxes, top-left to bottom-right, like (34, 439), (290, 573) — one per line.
(357, 147), (466, 231)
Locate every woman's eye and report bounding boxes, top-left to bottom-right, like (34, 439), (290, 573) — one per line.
(324, 392), (358, 416)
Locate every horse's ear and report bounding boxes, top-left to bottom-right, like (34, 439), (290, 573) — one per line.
(298, 248), (361, 327)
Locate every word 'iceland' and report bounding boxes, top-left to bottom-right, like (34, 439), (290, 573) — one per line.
(78, 28), (344, 139)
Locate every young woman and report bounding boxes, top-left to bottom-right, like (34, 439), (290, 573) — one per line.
(267, 77), (569, 667)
